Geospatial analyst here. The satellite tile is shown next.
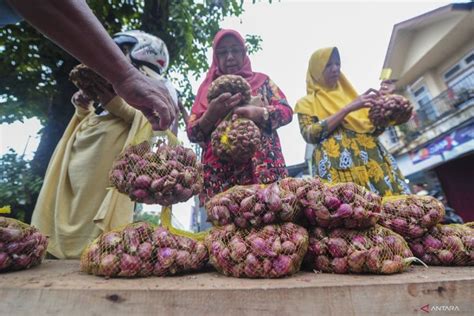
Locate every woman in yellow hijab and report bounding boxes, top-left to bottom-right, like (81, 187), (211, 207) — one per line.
(295, 47), (410, 196)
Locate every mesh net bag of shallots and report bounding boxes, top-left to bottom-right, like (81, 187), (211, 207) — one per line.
(208, 75), (261, 164)
(205, 222), (308, 278)
(0, 216), (48, 272)
(380, 195), (445, 240)
(408, 223), (473, 266)
(304, 225), (416, 274)
(80, 222), (209, 278)
(299, 181), (382, 229)
(109, 129), (203, 206)
(369, 94), (413, 128)
(205, 182), (299, 228)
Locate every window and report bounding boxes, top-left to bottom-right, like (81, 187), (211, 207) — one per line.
(465, 53), (474, 65)
(444, 65), (461, 81)
(410, 83), (436, 122)
(414, 86), (425, 97)
(443, 50), (474, 83)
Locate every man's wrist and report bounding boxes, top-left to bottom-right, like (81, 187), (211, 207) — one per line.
(109, 64), (140, 87)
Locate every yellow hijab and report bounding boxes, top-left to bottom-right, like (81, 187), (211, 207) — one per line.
(294, 47), (373, 133)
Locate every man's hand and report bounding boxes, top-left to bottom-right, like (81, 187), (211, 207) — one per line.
(112, 68), (176, 130)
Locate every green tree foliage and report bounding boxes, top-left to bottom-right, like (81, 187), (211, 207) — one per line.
(134, 211), (161, 226)
(0, 149), (43, 222)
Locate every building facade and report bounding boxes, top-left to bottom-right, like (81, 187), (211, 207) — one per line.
(379, 3), (473, 221)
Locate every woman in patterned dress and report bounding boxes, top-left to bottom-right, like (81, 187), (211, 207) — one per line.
(294, 47), (410, 196)
(187, 29), (292, 205)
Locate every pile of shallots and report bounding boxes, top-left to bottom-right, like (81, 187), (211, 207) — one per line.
(297, 181), (382, 229)
(408, 224), (473, 266)
(304, 225), (414, 274)
(369, 94), (413, 127)
(380, 195), (445, 239)
(81, 222), (208, 278)
(109, 141), (203, 205)
(211, 115), (261, 164)
(278, 179), (415, 274)
(208, 75), (262, 164)
(205, 183), (298, 228)
(380, 195), (472, 266)
(0, 217), (48, 272)
(205, 223), (308, 278)
(205, 181), (309, 278)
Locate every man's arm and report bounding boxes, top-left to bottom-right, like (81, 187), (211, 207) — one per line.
(6, 0), (175, 130)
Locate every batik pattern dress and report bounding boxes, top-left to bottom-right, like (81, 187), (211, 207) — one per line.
(188, 79), (292, 205)
(298, 113), (410, 196)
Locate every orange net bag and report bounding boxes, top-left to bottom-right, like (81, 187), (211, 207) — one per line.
(369, 94), (413, 127)
(205, 182), (299, 228)
(408, 224), (473, 266)
(380, 195), (445, 239)
(299, 181), (382, 229)
(80, 221), (209, 278)
(109, 129), (203, 205)
(0, 216), (48, 272)
(304, 225), (415, 274)
(205, 222), (308, 278)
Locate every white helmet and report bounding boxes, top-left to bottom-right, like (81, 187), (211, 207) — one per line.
(113, 30), (170, 74)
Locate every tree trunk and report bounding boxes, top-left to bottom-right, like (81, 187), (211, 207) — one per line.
(141, 0), (174, 57)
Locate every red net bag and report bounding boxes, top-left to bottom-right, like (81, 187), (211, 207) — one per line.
(369, 94), (413, 127)
(408, 224), (473, 266)
(80, 222), (209, 278)
(205, 222), (308, 278)
(301, 181), (382, 229)
(0, 216), (48, 272)
(380, 195), (445, 239)
(109, 129), (203, 205)
(205, 182), (299, 228)
(304, 225), (415, 274)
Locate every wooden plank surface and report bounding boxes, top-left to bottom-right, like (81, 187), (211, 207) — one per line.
(0, 260), (473, 316)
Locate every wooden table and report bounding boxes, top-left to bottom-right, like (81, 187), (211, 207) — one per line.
(0, 260), (473, 315)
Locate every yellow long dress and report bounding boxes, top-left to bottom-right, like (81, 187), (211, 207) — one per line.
(31, 96), (149, 259)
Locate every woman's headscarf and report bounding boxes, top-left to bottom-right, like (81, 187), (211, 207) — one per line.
(191, 29), (268, 117)
(294, 47), (374, 133)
